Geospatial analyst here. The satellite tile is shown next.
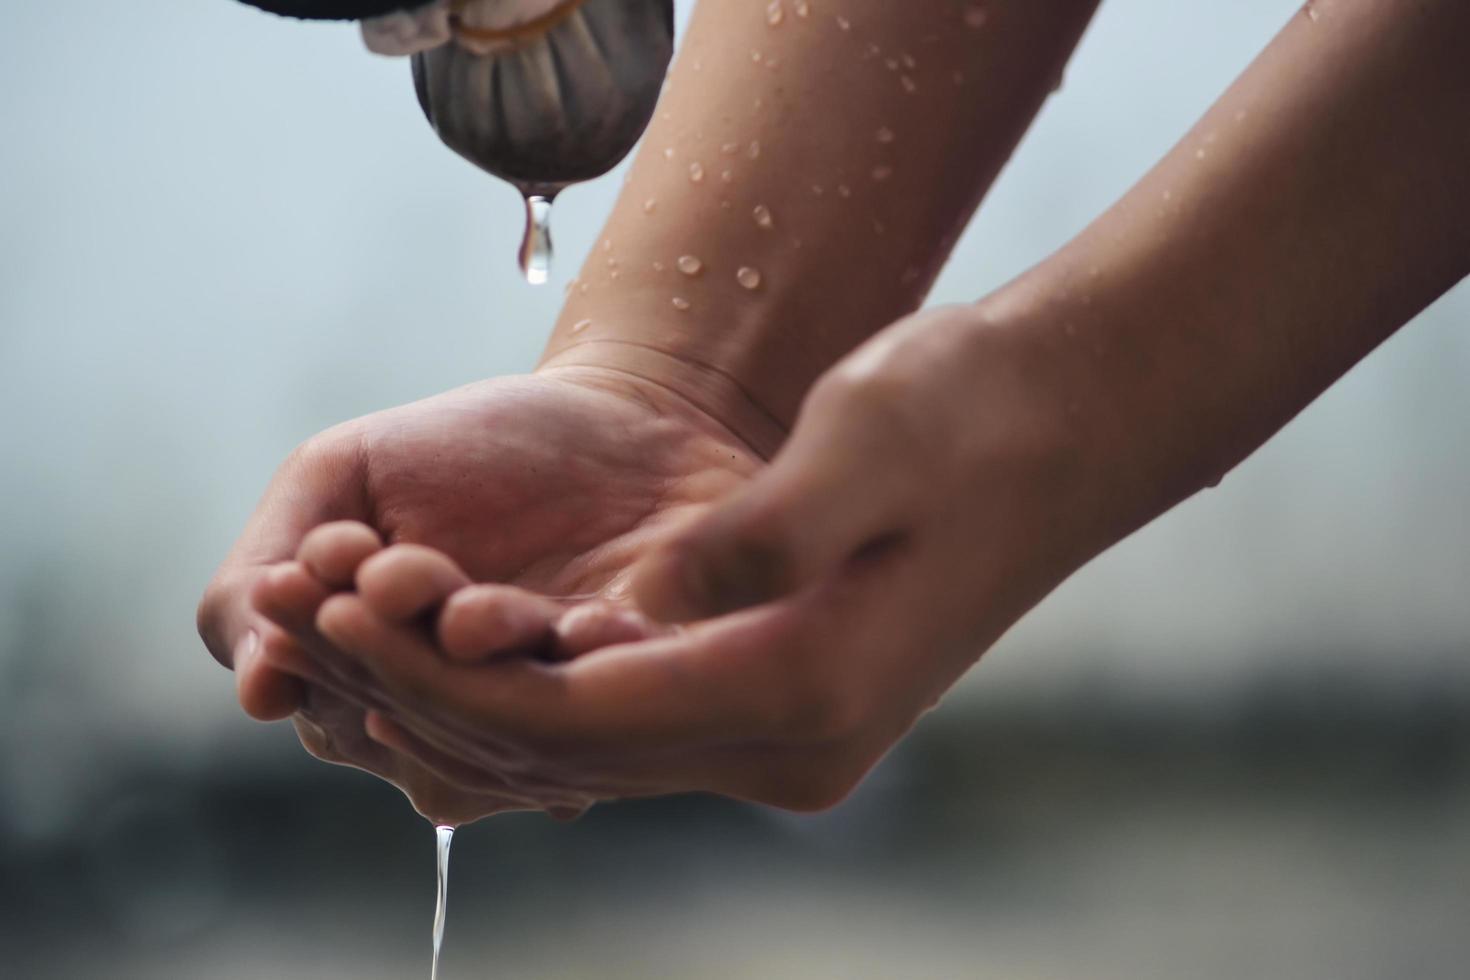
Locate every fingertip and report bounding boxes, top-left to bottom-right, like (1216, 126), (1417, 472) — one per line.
(299, 521), (384, 587)
(251, 562), (330, 632)
(316, 593), (372, 648)
(237, 633), (306, 721)
(437, 585), (557, 662)
(356, 544), (469, 623)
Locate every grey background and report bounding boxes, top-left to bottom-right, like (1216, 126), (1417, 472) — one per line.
(2, 1), (1467, 977)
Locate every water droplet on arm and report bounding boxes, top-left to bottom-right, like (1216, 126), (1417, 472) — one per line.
(518, 194), (555, 286)
(737, 266), (763, 290)
(677, 255), (705, 276)
(753, 204), (775, 229)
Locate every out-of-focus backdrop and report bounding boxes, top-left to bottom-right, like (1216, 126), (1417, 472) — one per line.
(3, 1), (1468, 977)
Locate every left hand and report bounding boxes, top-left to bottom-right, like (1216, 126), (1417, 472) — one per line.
(313, 306), (1123, 811)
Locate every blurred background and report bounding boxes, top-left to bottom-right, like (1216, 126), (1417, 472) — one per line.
(3, 1), (1468, 977)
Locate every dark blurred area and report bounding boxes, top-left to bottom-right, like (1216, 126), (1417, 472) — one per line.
(6, 677), (1469, 979)
(3, 0), (1468, 977)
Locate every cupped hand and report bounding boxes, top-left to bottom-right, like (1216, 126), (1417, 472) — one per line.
(308, 306), (1123, 812)
(198, 364), (765, 824)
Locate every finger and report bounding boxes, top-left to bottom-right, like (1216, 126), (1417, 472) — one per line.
(356, 544), (471, 624)
(236, 626), (307, 721)
(322, 592), (801, 753)
(553, 602), (665, 661)
(632, 409), (911, 623)
(436, 584), (564, 662)
(298, 520), (384, 588)
(252, 561), (333, 636)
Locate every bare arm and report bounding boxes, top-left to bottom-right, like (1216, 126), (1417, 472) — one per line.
(540, 0), (1101, 455)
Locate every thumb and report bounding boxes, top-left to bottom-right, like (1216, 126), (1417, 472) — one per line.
(634, 417), (909, 623)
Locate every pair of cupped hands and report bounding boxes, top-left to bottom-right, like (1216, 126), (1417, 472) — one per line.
(198, 304), (1108, 825)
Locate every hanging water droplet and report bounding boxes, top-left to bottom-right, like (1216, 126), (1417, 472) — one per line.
(876, 126), (895, 144)
(429, 825), (455, 980)
(753, 204), (775, 229)
(672, 296), (692, 311)
(518, 194), (554, 286)
(737, 266), (763, 290)
(571, 318), (593, 334)
(677, 255), (704, 276)
(689, 162), (706, 183)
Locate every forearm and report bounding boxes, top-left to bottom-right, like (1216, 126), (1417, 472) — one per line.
(539, 0), (1099, 454)
(989, 0), (1470, 541)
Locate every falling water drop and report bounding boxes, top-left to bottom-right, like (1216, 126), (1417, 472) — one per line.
(518, 193), (555, 286)
(429, 825), (455, 980)
(737, 266), (763, 290)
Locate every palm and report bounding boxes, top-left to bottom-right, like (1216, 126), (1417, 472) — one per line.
(348, 370), (756, 599)
(204, 367), (763, 823)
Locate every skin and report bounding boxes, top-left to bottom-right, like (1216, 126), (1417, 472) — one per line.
(204, 0), (1093, 823)
(206, 0), (1470, 821)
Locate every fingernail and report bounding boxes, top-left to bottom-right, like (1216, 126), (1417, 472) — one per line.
(234, 629), (260, 671)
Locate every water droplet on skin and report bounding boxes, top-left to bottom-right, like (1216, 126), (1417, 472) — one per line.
(677, 255), (704, 276)
(766, 1), (784, 27)
(751, 49), (764, 62)
(900, 75), (918, 94)
(901, 266), (921, 285)
(748, 140), (762, 160)
(791, 237), (804, 249)
(518, 194), (554, 285)
(811, 184), (825, 196)
(1088, 265), (1100, 279)
(952, 70), (966, 86)
(610, 270), (621, 281)
(753, 204), (775, 229)
(578, 282), (590, 294)
(1234, 108), (1249, 122)
(564, 277), (578, 295)
(737, 266), (763, 290)
(964, 5), (988, 29)
(643, 198), (657, 214)
(571, 318), (593, 334)
(721, 169), (735, 183)
(765, 56), (782, 69)
(672, 296), (692, 311)
(653, 260), (666, 272)
(876, 126), (895, 144)
(794, 1), (810, 18)
(602, 239), (613, 253)
(1304, 2), (1320, 22)
(1162, 189), (1173, 201)
(1195, 148), (1207, 160)
(689, 162), (705, 183)
(837, 184), (852, 198)
(1063, 321), (1078, 338)
(836, 15), (851, 30)
(885, 58), (900, 71)
(664, 147), (675, 161)
(720, 199), (733, 210)
(872, 218), (887, 234)
(872, 165), (893, 182)
(722, 142), (740, 155)
(867, 43), (882, 58)
(901, 53), (917, 69)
